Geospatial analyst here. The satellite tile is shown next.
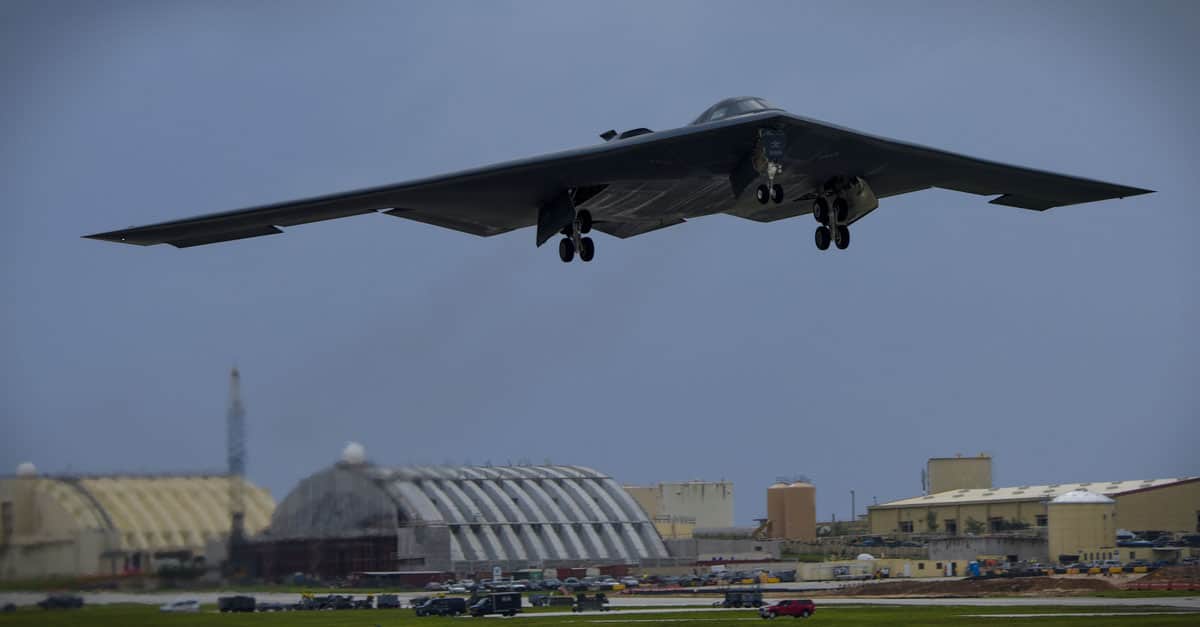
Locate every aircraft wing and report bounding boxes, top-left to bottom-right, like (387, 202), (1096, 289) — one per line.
(770, 113), (1152, 210)
(82, 116), (778, 248)
(84, 111), (1150, 248)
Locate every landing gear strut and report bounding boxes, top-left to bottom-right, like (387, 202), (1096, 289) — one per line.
(558, 209), (594, 263)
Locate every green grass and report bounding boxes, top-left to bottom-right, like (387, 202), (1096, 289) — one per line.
(0, 604), (1196, 626)
(1090, 589), (1200, 598)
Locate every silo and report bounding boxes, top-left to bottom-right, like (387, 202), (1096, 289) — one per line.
(766, 483), (789, 539)
(782, 482), (816, 542)
(1047, 490), (1117, 563)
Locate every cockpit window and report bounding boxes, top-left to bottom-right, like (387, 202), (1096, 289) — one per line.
(692, 97), (778, 124)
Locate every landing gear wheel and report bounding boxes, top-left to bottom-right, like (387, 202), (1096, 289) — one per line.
(770, 184), (784, 204)
(579, 236), (595, 262)
(833, 197), (849, 223)
(755, 184), (770, 205)
(813, 197), (829, 225)
(835, 225), (850, 250)
(815, 226), (831, 251)
(558, 238), (575, 262)
(577, 209), (592, 234)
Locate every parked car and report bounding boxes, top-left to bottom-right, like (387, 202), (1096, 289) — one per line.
(377, 594), (402, 609)
(217, 595), (256, 613)
(541, 577), (563, 590)
(159, 599), (200, 613)
(447, 583), (467, 593)
(563, 577), (583, 591)
(424, 581), (447, 591)
(619, 577), (639, 588)
(414, 597), (467, 617)
(38, 594), (84, 610)
(759, 599), (816, 619)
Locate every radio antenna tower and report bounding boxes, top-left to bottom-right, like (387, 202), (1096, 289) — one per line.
(227, 367), (246, 559)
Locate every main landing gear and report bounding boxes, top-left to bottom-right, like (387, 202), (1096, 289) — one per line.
(558, 209), (595, 263)
(755, 183), (784, 205)
(812, 196), (851, 251)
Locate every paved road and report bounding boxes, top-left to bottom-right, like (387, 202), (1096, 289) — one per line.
(2, 590), (1198, 611)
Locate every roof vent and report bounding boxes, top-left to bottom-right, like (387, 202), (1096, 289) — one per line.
(16, 462), (36, 476)
(341, 442), (366, 465)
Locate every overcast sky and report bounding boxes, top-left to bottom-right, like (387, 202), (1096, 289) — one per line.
(2, 0), (1197, 525)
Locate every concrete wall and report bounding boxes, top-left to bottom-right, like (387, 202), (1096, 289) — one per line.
(927, 536), (1048, 562)
(625, 487), (659, 520)
(1114, 480), (1200, 533)
(623, 481), (734, 530)
(927, 456), (992, 494)
(664, 538), (781, 562)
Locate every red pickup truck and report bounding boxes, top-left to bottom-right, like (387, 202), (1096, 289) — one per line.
(759, 599), (816, 618)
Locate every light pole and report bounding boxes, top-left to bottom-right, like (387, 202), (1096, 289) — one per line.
(850, 490), (856, 523)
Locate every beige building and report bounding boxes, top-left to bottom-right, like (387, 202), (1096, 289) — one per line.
(0, 473), (274, 580)
(926, 454), (992, 494)
(1047, 490), (1117, 563)
(869, 477), (1199, 538)
(623, 480), (733, 530)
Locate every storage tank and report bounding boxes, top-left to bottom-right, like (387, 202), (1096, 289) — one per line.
(766, 483), (789, 539)
(1047, 490), (1117, 563)
(782, 482), (816, 541)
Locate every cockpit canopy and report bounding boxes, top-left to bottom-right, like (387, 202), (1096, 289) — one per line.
(691, 97), (779, 125)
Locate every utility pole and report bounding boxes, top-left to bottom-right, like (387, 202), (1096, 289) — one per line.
(227, 367), (246, 573)
(850, 489), (856, 523)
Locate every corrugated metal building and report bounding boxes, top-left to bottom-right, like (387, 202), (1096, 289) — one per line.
(0, 473), (273, 580)
(249, 462), (670, 578)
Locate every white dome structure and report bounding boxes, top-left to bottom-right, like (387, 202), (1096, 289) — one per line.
(856, 553), (875, 561)
(15, 462), (36, 476)
(340, 442), (366, 465)
(1051, 490), (1114, 504)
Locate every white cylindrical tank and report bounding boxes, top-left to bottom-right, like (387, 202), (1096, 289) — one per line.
(1048, 490), (1117, 563)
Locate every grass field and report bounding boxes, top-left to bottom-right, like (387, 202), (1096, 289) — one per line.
(0, 604), (1197, 626)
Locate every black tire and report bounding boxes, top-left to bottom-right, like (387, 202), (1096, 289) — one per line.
(577, 209), (592, 234)
(755, 184), (769, 204)
(835, 225), (850, 250)
(801, 609), (811, 617)
(771, 184), (784, 204)
(833, 197), (849, 223)
(579, 236), (595, 262)
(815, 226), (831, 251)
(558, 238), (575, 262)
(813, 197), (829, 225)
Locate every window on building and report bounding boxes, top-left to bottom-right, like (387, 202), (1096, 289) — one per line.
(988, 517), (1004, 533)
(899, 521), (914, 533)
(944, 519), (957, 535)
(0, 501), (11, 542)
(935, 562), (943, 569)
(918, 562), (925, 570)
(1035, 515), (1047, 526)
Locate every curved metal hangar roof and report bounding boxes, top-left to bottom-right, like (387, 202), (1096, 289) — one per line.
(270, 464), (669, 564)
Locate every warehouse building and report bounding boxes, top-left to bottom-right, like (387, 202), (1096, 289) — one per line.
(0, 470), (274, 580)
(869, 477), (1199, 537)
(248, 456), (671, 578)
